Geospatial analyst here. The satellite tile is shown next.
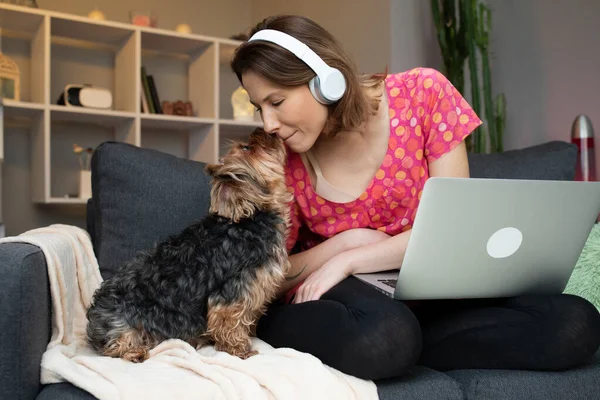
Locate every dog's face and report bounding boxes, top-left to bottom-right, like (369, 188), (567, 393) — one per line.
(206, 128), (290, 221)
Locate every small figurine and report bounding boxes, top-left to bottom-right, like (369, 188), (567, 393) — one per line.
(173, 100), (186, 116)
(161, 100), (194, 116)
(162, 101), (173, 115)
(184, 101), (193, 116)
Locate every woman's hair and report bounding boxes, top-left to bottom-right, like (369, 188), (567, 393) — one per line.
(230, 15), (387, 136)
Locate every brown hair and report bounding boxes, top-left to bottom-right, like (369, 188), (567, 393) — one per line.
(230, 15), (387, 136)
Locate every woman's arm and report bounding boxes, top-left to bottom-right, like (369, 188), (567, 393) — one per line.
(277, 228), (391, 297)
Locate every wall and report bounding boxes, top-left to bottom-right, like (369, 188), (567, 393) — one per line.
(390, 0), (600, 173)
(251, 0), (391, 75)
(484, 0), (600, 171)
(389, 0), (442, 73)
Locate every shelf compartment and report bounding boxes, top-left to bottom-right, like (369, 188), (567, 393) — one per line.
(50, 19), (138, 114)
(50, 14), (134, 47)
(50, 105), (138, 148)
(0, 12), (49, 104)
(140, 41), (216, 119)
(0, 99), (45, 164)
(0, 4), (45, 35)
(48, 118), (127, 201)
(140, 27), (217, 120)
(218, 42), (248, 121)
(141, 122), (216, 164)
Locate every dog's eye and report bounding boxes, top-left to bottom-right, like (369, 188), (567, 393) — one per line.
(241, 145), (250, 151)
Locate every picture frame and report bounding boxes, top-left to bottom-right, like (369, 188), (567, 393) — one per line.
(0, 53), (20, 101)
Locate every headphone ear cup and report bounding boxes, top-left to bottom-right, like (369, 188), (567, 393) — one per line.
(319, 69), (346, 103)
(308, 76), (331, 105)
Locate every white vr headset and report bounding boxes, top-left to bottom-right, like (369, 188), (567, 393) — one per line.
(248, 29), (347, 105)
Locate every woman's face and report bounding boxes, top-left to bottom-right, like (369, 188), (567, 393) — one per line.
(242, 70), (328, 153)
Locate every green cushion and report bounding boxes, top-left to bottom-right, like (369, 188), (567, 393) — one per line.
(564, 223), (600, 311)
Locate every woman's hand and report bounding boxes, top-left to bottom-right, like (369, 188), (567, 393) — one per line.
(291, 228), (392, 303)
(292, 251), (353, 304)
(283, 228), (391, 301)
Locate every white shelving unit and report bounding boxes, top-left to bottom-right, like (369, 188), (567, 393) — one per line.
(0, 3), (261, 205)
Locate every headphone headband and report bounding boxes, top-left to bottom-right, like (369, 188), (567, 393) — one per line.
(247, 29), (346, 104)
(248, 29), (332, 80)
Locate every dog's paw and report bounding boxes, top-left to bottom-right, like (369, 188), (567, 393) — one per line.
(121, 348), (149, 363)
(215, 342), (258, 359)
(238, 349), (259, 359)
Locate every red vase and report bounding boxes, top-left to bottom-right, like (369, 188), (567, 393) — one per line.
(571, 115), (596, 182)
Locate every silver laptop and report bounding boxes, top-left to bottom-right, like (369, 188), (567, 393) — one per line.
(354, 177), (600, 300)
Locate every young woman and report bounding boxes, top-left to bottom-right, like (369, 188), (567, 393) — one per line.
(231, 15), (600, 381)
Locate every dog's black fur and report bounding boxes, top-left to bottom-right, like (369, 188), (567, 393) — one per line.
(86, 211), (284, 349)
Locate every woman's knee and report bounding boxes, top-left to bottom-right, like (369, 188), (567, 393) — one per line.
(556, 295), (600, 345)
(544, 294), (600, 367)
(338, 301), (423, 380)
(257, 283), (424, 380)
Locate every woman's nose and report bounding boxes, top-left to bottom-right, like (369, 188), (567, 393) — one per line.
(262, 110), (281, 135)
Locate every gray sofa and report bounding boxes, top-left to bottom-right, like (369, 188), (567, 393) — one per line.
(1, 139), (599, 400)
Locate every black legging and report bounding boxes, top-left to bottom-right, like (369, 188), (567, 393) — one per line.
(256, 276), (600, 381)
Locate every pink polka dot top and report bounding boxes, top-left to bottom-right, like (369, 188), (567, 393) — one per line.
(285, 67), (483, 252)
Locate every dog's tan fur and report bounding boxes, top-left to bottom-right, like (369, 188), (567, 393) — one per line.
(205, 257), (290, 358)
(206, 131), (292, 234)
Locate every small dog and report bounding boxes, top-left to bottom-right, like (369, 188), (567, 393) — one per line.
(86, 128), (292, 362)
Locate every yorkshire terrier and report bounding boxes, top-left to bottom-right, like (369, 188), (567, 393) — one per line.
(86, 128), (292, 362)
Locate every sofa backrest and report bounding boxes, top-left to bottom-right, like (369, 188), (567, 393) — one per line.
(87, 140), (577, 280)
(467, 140), (577, 180)
(89, 141), (212, 280)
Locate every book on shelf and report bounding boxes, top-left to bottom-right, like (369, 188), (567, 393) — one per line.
(140, 66), (162, 114)
(147, 75), (162, 114)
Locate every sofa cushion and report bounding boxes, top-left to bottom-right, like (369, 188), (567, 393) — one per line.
(37, 383), (97, 400)
(446, 349), (600, 400)
(467, 140), (577, 180)
(90, 141), (212, 280)
(376, 366), (463, 400)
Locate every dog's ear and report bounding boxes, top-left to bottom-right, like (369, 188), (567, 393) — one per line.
(205, 163), (220, 176)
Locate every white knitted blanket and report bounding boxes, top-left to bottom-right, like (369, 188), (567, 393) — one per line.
(0, 224), (378, 400)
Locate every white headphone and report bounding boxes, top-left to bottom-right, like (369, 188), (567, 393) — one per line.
(248, 29), (347, 105)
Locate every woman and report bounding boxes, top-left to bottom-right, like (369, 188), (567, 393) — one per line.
(231, 15), (600, 380)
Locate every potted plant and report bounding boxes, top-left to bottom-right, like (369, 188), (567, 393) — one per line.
(431, 0), (506, 154)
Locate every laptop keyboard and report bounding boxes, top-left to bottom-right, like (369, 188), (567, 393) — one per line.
(378, 279), (397, 289)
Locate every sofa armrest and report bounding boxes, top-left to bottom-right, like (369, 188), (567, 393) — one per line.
(0, 242), (51, 400)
